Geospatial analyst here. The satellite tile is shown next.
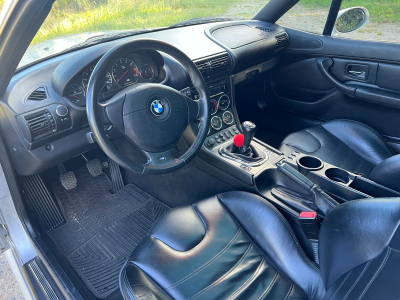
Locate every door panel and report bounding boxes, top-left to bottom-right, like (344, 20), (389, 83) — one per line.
(270, 28), (400, 153)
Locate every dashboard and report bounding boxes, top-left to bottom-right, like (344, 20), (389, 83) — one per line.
(0, 20), (288, 175)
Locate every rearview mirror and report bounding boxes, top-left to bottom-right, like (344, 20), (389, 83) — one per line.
(333, 7), (369, 35)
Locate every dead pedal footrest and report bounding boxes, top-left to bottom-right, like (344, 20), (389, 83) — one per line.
(108, 158), (124, 194)
(21, 174), (66, 232)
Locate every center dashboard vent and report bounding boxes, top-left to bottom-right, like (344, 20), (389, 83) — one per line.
(27, 87), (48, 101)
(23, 109), (56, 140)
(274, 33), (289, 52)
(256, 27), (275, 32)
(195, 53), (232, 79)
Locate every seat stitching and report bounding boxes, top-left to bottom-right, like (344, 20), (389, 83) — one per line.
(226, 257), (266, 300)
(343, 260), (372, 300)
(188, 243), (254, 300)
(283, 129), (322, 154)
(358, 247), (391, 300)
(166, 227), (243, 290)
(321, 119), (394, 157)
(257, 271), (278, 300)
(326, 140), (343, 163)
(283, 284), (293, 300)
(354, 156), (364, 174)
(328, 270), (352, 300)
(337, 146), (352, 169)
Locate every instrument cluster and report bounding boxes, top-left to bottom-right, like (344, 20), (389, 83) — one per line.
(65, 53), (159, 107)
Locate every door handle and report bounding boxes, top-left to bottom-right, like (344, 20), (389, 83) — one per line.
(348, 70), (364, 76)
(316, 58), (356, 96)
(347, 64), (369, 80)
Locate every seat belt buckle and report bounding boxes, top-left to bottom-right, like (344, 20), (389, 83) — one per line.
(299, 211), (319, 240)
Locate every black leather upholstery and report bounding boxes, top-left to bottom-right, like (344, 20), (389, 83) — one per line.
(120, 192), (400, 300)
(279, 120), (395, 179)
(319, 198), (400, 300)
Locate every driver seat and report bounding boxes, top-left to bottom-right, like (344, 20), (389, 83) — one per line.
(119, 192), (400, 300)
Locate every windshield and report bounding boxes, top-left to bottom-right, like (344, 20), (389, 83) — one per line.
(0, 0), (267, 69)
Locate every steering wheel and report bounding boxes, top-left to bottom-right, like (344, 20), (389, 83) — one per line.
(86, 39), (210, 174)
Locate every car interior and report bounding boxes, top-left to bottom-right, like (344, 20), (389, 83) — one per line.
(0, 0), (400, 299)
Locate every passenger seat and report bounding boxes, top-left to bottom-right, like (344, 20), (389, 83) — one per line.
(279, 119), (400, 192)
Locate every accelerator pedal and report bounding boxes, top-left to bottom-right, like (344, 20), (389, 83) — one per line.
(86, 159), (103, 177)
(107, 158), (124, 194)
(58, 163), (77, 190)
(20, 174), (65, 232)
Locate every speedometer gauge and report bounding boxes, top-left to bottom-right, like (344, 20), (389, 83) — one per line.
(112, 58), (139, 87)
(82, 65), (95, 89)
(82, 64), (113, 92)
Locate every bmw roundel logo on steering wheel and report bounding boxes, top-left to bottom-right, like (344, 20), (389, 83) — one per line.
(150, 100), (164, 116)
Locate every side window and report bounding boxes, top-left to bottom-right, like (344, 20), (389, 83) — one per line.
(335, 0), (400, 42)
(277, 0), (400, 43)
(277, 1), (331, 34)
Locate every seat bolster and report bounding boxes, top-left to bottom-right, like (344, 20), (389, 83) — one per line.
(120, 262), (172, 300)
(279, 129), (322, 155)
(321, 120), (394, 165)
(319, 198), (400, 288)
(369, 154), (400, 192)
(218, 191), (325, 300)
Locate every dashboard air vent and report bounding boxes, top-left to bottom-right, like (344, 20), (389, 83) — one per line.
(27, 87), (48, 101)
(24, 109), (55, 139)
(275, 33), (289, 52)
(256, 27), (275, 32)
(195, 53), (231, 79)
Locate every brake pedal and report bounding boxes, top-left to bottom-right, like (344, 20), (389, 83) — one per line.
(86, 159), (103, 177)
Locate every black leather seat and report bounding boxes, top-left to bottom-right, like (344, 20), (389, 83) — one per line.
(119, 191), (400, 300)
(279, 119), (400, 191)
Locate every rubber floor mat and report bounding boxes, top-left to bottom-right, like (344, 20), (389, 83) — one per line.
(50, 167), (170, 299)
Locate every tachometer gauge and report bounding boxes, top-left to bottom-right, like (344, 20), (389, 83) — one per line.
(140, 64), (154, 80)
(67, 84), (85, 106)
(112, 58), (139, 87)
(211, 116), (223, 130)
(218, 94), (230, 110)
(222, 111), (234, 125)
(210, 99), (218, 115)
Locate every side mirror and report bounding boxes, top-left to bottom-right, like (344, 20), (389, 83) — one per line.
(332, 7), (369, 35)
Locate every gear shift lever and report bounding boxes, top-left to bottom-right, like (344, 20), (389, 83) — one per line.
(240, 121), (257, 155)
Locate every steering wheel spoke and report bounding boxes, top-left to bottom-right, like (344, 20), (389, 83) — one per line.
(182, 94), (200, 123)
(142, 148), (182, 171)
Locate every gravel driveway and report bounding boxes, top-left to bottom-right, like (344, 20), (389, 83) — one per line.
(0, 253), (25, 300)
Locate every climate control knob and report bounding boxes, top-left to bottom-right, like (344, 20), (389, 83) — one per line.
(56, 105), (68, 117)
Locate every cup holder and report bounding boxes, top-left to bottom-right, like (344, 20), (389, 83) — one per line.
(325, 168), (350, 184)
(297, 156), (323, 175)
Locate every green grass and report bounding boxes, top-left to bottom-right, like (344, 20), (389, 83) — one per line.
(30, 0), (251, 45)
(301, 0), (400, 23)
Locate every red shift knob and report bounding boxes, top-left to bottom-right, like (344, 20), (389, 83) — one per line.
(233, 134), (245, 147)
